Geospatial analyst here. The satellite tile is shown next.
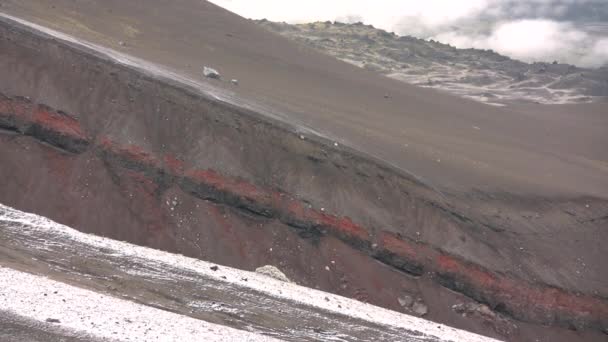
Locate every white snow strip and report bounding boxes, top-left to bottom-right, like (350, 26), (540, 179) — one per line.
(0, 204), (498, 342)
(0, 266), (280, 342)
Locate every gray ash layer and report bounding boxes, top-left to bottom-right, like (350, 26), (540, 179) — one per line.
(257, 20), (608, 106)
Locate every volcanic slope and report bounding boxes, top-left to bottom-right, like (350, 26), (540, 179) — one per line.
(0, 204), (499, 342)
(0, 0), (607, 341)
(255, 20), (608, 106)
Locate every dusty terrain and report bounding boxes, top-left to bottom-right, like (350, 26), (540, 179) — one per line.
(0, 0), (606, 341)
(256, 20), (608, 106)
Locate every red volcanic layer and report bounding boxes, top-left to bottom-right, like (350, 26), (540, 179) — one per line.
(99, 137), (163, 170)
(0, 95), (32, 129)
(32, 105), (88, 141)
(1, 94), (607, 330)
(378, 232), (608, 328)
(184, 169), (371, 242)
(0, 95), (30, 117)
(0, 96), (88, 152)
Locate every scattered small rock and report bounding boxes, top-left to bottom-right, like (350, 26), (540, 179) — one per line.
(210, 265), (219, 271)
(46, 318), (61, 324)
(230, 79), (239, 85)
(203, 66), (221, 79)
(398, 295), (414, 308)
(452, 302), (518, 336)
(118, 41), (126, 47)
(255, 265), (292, 282)
(412, 301), (428, 316)
(453, 302), (496, 319)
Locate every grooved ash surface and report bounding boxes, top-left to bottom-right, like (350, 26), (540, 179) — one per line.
(0, 204), (497, 342)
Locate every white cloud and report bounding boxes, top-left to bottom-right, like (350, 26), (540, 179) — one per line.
(209, 0), (608, 67)
(209, 0), (491, 27)
(435, 19), (598, 66)
(580, 37), (608, 67)
(488, 20), (588, 62)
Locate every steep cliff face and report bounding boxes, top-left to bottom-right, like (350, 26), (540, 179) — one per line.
(256, 20), (608, 105)
(0, 2), (607, 341)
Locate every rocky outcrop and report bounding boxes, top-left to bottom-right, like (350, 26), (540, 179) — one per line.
(256, 20), (608, 105)
(255, 265), (292, 283)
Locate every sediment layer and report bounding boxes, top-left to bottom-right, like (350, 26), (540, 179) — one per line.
(1, 94), (606, 331)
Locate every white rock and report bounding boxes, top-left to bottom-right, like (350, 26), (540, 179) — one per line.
(412, 301), (428, 316)
(203, 66), (221, 79)
(255, 265), (291, 283)
(398, 295), (413, 308)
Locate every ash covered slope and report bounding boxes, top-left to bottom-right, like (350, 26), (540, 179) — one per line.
(0, 1), (607, 340)
(0, 204), (495, 342)
(256, 20), (608, 105)
(2, 0), (606, 197)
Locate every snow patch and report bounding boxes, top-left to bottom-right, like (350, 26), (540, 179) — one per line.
(0, 267), (279, 341)
(0, 204), (497, 342)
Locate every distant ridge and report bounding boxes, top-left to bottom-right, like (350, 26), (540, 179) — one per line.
(256, 20), (608, 105)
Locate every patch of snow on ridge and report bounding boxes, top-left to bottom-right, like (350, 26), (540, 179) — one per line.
(0, 204), (498, 342)
(0, 267), (280, 342)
